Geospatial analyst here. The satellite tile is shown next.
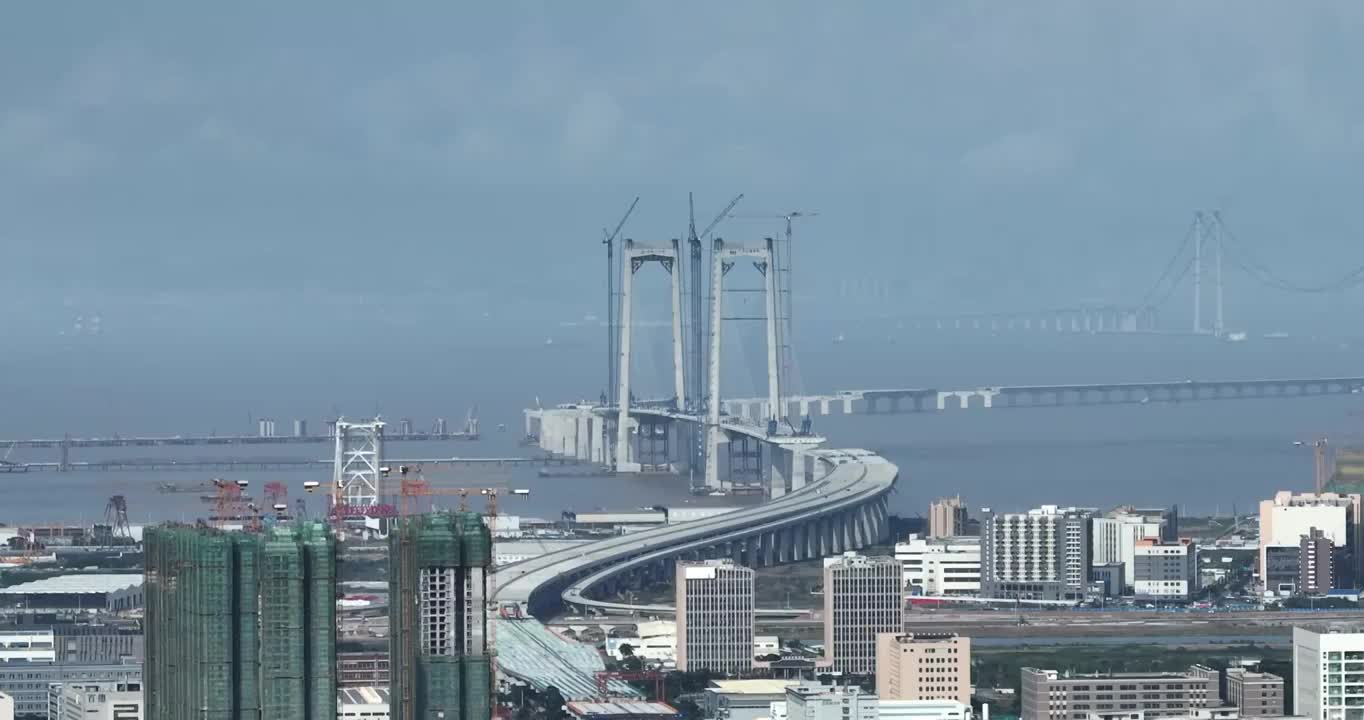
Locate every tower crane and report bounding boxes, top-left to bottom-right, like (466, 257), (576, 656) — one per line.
(1294, 437), (1332, 493)
(728, 208), (818, 401)
(603, 197), (640, 408)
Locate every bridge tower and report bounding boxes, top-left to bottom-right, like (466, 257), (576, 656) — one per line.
(615, 239), (687, 472)
(1192, 211), (1225, 336)
(705, 237), (782, 491)
(332, 419), (385, 511)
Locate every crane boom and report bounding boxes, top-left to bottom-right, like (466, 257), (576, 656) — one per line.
(699, 193), (744, 241)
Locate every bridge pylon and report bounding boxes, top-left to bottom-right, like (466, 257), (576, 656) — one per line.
(615, 239), (686, 472)
(705, 237), (782, 491)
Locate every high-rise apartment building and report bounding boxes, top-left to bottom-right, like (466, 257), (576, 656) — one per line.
(49, 681), (143, 720)
(143, 523), (336, 720)
(1292, 626), (1364, 720)
(895, 535), (981, 597)
(980, 506), (1093, 601)
(822, 553), (903, 674)
(676, 560), (755, 674)
(875, 633), (971, 704)
(1022, 666), (1217, 720)
(1225, 668), (1285, 717)
(1301, 528), (1335, 595)
(929, 497), (969, 539)
(1259, 492), (1362, 590)
(389, 512), (494, 720)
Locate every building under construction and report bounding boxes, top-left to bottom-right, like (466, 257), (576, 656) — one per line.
(388, 511), (494, 720)
(143, 522), (336, 720)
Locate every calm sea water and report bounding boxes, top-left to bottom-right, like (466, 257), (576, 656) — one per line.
(3, 331), (1363, 525)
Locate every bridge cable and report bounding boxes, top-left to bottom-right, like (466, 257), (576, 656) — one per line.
(1214, 213), (1364, 293)
(1138, 216), (1198, 307)
(1145, 253), (1197, 308)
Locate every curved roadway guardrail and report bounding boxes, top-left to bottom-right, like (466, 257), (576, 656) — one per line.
(560, 450), (896, 615)
(491, 446), (896, 698)
(494, 447), (897, 617)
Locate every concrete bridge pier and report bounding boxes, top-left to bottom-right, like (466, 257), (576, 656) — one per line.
(766, 445), (790, 498)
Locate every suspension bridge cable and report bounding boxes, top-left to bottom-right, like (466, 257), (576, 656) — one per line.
(1147, 253), (1197, 308)
(1214, 214), (1364, 293)
(1139, 217), (1198, 306)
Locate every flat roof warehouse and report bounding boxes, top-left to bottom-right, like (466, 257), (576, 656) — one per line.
(0, 574), (144, 611)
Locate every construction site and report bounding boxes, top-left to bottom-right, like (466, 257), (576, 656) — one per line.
(143, 522), (338, 720)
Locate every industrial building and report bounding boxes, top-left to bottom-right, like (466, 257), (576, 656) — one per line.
(0, 574), (143, 612)
(48, 680), (143, 720)
(388, 511), (494, 720)
(895, 535), (981, 597)
(564, 700), (681, 719)
(0, 625), (143, 717)
(1022, 666), (1219, 719)
(784, 683), (879, 719)
(676, 560), (755, 674)
(822, 553), (903, 674)
(338, 686), (390, 719)
(0, 662), (140, 718)
(703, 680), (795, 720)
(875, 633), (971, 705)
(142, 523), (336, 720)
(980, 506), (1093, 601)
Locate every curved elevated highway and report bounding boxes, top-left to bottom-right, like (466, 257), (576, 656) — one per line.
(494, 447), (897, 618)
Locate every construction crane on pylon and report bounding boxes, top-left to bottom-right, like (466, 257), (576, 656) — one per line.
(728, 208), (818, 400)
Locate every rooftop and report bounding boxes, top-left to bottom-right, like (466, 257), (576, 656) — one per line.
(1025, 667), (1207, 681)
(566, 700), (679, 717)
(337, 686), (390, 706)
(0, 574), (143, 596)
(707, 679), (796, 695)
(496, 618), (639, 700)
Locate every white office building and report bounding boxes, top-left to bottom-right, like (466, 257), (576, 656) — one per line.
(676, 560), (755, 673)
(824, 553), (904, 675)
(895, 536), (981, 597)
(1133, 539), (1198, 601)
(1092, 513), (1164, 591)
(1260, 492), (1361, 591)
(785, 683), (880, 720)
(1292, 625), (1364, 720)
(0, 690), (12, 720)
(48, 681), (143, 720)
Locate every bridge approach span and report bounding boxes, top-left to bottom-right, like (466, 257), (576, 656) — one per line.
(722, 376), (1364, 417)
(493, 447), (896, 619)
(557, 448), (896, 617)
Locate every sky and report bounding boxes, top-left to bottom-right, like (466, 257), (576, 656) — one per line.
(4, 2), (1364, 346)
